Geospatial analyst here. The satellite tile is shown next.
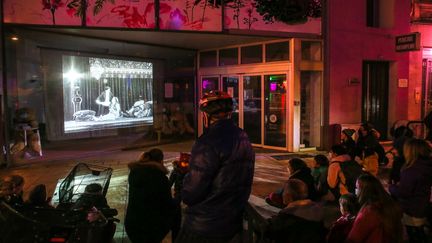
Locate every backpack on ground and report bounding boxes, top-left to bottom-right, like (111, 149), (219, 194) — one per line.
(338, 160), (366, 194)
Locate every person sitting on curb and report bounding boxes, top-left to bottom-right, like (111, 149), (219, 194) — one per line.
(261, 179), (326, 243)
(328, 145), (364, 199)
(266, 158), (318, 208)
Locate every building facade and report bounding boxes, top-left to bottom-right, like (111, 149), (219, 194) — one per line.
(1, 0), (430, 164)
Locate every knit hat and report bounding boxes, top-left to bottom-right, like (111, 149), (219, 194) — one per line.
(342, 129), (355, 138)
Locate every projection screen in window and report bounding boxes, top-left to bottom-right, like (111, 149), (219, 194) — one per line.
(62, 55), (153, 133)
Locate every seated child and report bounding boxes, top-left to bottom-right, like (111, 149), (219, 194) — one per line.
(326, 193), (359, 243)
(72, 183), (109, 211)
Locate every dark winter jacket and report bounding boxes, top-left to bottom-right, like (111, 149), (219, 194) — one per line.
(341, 138), (356, 160)
(125, 160), (174, 243)
(182, 119), (255, 238)
(312, 166), (329, 197)
(264, 200), (326, 243)
(389, 157), (432, 218)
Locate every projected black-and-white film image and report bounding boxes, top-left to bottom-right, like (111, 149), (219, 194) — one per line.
(63, 56), (153, 133)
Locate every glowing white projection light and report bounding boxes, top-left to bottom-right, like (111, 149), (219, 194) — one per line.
(63, 69), (82, 82)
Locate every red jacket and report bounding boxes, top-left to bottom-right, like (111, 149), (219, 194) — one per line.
(326, 214), (355, 243)
(346, 205), (388, 243)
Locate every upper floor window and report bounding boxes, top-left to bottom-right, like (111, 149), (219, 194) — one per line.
(200, 50), (217, 67)
(366, 0), (394, 28)
(219, 48), (238, 66)
(241, 45), (263, 64)
(265, 41), (290, 62)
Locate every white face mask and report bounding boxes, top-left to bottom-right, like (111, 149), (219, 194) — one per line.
(355, 188), (360, 197)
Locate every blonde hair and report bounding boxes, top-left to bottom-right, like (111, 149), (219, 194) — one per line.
(403, 139), (431, 169)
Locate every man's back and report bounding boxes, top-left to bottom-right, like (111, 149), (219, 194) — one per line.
(182, 119), (255, 238)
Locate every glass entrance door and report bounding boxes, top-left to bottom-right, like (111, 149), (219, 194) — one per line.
(243, 75), (262, 145)
(222, 76), (239, 126)
(264, 74), (287, 147)
(200, 76), (219, 133)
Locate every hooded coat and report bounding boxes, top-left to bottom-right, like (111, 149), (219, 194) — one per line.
(125, 160), (174, 243)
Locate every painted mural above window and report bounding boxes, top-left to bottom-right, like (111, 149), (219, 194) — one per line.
(223, 0), (321, 34)
(4, 0), (81, 25)
(3, 0), (321, 34)
(87, 0), (155, 28)
(159, 0), (222, 31)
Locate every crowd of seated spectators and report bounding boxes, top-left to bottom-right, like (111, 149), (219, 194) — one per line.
(262, 123), (432, 243)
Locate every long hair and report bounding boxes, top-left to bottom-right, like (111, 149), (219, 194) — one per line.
(403, 138), (431, 169)
(357, 174), (402, 243)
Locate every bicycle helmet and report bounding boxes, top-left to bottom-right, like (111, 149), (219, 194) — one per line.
(199, 90), (233, 115)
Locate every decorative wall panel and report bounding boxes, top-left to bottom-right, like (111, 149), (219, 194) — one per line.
(159, 0), (222, 31)
(87, 0), (155, 28)
(4, 0), (81, 25)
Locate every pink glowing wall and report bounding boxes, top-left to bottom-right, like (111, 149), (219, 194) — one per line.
(327, 0), (410, 127)
(408, 25), (432, 120)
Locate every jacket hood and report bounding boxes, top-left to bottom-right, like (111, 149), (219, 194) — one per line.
(331, 154), (351, 163)
(128, 160), (168, 174)
(281, 200), (323, 222)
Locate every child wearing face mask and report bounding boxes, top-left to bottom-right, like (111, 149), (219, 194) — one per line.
(326, 193), (359, 243)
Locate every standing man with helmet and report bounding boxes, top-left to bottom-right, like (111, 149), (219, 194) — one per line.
(176, 90), (255, 243)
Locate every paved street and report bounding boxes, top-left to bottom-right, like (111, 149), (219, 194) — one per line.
(0, 137), (314, 242)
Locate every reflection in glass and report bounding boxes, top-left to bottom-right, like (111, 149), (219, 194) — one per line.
(241, 45), (262, 64)
(264, 74), (287, 147)
(223, 76), (239, 126)
(200, 51), (217, 67)
(243, 76), (262, 144)
(219, 48), (238, 66)
(202, 77), (219, 93)
(265, 42), (289, 62)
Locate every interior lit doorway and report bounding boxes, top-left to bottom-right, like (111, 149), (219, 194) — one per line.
(199, 73), (289, 150)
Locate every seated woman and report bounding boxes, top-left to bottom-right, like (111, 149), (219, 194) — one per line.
(266, 158), (318, 208)
(97, 97), (121, 121)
